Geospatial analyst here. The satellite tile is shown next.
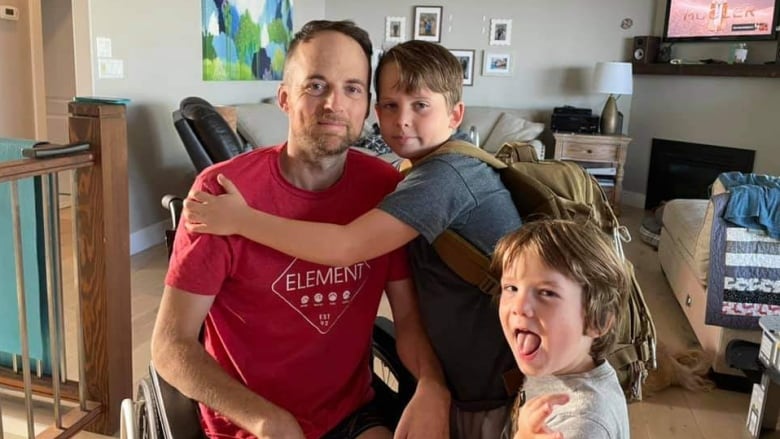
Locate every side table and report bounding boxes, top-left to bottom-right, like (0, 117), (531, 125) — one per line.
(553, 133), (631, 215)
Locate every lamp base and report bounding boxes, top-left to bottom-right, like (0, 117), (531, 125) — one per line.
(600, 95), (620, 135)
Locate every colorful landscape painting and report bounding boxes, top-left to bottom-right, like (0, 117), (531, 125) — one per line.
(202, 0), (293, 81)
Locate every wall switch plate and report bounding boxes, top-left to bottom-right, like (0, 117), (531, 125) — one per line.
(0, 5), (19, 20)
(96, 37), (112, 58)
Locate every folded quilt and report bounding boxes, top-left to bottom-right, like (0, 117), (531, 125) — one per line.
(706, 193), (780, 329)
(718, 171), (780, 239)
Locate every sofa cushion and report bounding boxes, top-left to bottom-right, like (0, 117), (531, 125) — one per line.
(460, 107), (505, 148)
(662, 199), (710, 283)
(482, 112), (545, 153)
(234, 103), (289, 147)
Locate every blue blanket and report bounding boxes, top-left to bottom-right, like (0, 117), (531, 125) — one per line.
(0, 137), (52, 370)
(718, 172), (780, 239)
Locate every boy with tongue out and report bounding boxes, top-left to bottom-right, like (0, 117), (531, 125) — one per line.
(492, 220), (630, 439)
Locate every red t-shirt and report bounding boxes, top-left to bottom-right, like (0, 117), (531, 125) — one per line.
(165, 145), (409, 439)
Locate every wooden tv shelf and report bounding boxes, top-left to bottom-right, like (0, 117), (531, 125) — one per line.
(633, 62), (780, 78)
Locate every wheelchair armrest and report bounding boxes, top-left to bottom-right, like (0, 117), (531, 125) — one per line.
(161, 195), (183, 229)
(161, 195), (184, 258)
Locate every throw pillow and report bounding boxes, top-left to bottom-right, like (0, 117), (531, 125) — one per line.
(482, 112), (544, 153)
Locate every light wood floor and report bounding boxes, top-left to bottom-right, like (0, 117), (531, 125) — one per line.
(4, 205), (776, 438)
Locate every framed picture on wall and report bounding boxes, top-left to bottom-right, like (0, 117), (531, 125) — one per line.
(483, 52), (512, 76)
(489, 18), (512, 46)
(449, 49), (475, 86)
(385, 16), (406, 42)
(413, 6), (443, 42)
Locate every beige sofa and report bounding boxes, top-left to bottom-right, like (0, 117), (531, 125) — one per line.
(232, 102), (546, 161)
(658, 180), (764, 376)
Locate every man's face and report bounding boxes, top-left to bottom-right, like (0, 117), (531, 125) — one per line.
(278, 31), (369, 160)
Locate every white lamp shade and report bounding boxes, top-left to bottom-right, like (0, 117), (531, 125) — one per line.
(593, 62), (633, 95)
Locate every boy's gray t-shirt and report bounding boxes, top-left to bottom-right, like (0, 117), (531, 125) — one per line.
(378, 153), (521, 407)
(506, 361), (630, 439)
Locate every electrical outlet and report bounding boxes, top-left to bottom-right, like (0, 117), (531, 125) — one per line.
(98, 59), (124, 79)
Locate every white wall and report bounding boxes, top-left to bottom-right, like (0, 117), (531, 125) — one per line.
(0, 0), (35, 138)
(325, 0), (656, 148)
(91, 0), (658, 252)
(87, 0), (325, 252)
(625, 1), (780, 201)
(8, 0), (663, 253)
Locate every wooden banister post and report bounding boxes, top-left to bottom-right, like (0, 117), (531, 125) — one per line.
(68, 102), (131, 434)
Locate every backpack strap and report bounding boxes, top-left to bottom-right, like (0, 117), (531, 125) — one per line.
(416, 140), (508, 170)
(494, 142), (538, 164)
(413, 140), (511, 296)
(432, 231), (501, 296)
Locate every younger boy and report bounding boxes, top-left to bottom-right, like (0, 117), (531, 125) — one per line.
(491, 220), (630, 439)
(184, 40), (521, 437)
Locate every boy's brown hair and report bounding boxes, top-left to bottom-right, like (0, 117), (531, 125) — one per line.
(374, 40), (463, 108)
(490, 220), (629, 362)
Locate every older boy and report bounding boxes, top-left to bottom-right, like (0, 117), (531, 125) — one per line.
(184, 40), (521, 437)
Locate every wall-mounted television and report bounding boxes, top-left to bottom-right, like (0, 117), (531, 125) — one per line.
(663, 0), (779, 41)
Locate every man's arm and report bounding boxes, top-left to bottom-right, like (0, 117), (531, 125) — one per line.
(183, 174), (419, 267)
(384, 278), (450, 438)
(151, 286), (304, 438)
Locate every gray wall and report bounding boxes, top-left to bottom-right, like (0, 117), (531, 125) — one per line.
(88, 0), (325, 252)
(0, 0), (35, 138)
(85, 0), (655, 252)
(625, 1), (780, 204)
(326, 0), (655, 147)
(27, 1), (759, 253)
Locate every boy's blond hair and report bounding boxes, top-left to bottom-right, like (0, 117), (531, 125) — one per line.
(490, 220), (629, 362)
(374, 40), (462, 108)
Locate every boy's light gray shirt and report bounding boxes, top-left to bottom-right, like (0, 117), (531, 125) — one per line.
(523, 361), (630, 439)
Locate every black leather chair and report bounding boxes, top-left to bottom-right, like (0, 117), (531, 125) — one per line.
(172, 97), (248, 173)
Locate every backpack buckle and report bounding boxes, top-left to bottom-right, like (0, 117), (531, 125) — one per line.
(478, 276), (500, 296)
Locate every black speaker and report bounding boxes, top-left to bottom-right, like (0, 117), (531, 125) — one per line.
(632, 36), (660, 64)
(657, 43), (673, 63)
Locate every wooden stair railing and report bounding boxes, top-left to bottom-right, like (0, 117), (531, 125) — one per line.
(0, 101), (131, 437)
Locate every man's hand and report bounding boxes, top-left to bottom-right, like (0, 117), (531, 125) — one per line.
(394, 378), (450, 439)
(184, 173), (249, 235)
(252, 407), (306, 439)
(513, 393), (569, 439)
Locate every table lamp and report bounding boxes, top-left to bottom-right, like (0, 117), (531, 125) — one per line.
(593, 62), (633, 135)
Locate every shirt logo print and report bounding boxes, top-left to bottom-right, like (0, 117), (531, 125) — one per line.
(272, 258), (371, 334)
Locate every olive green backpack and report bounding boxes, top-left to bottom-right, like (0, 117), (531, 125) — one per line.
(416, 140), (657, 402)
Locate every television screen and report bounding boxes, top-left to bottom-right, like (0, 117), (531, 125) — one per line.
(664, 0), (779, 41)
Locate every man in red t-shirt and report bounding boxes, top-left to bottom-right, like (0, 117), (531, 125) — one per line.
(151, 20), (450, 439)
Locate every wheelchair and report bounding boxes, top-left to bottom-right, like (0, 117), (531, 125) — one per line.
(120, 317), (414, 439)
(120, 97), (415, 439)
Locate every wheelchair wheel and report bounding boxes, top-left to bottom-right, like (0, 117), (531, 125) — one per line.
(372, 344), (402, 394)
(371, 317), (417, 428)
(136, 378), (163, 439)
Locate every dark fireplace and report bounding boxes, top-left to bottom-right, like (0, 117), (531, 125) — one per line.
(644, 138), (755, 210)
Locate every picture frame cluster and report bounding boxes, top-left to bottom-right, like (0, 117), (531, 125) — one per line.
(383, 8), (515, 85)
